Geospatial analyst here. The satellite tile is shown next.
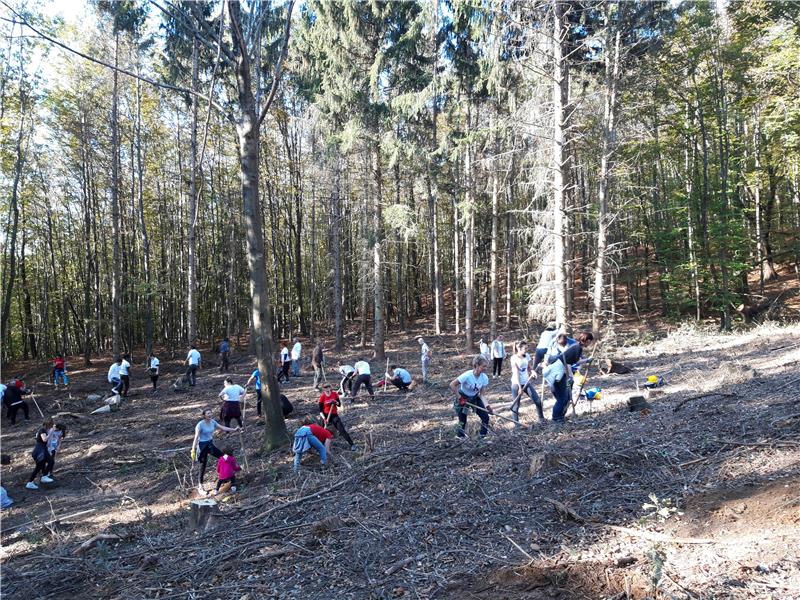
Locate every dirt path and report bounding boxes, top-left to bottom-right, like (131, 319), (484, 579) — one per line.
(2, 323), (800, 599)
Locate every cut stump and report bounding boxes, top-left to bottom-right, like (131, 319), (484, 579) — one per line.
(190, 498), (219, 532)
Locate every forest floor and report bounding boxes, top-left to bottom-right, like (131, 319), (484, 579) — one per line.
(2, 315), (800, 599)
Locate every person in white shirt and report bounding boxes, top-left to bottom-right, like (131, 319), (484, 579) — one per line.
(491, 335), (506, 378)
(351, 359), (375, 401)
(290, 338), (302, 377)
(108, 357), (123, 395)
(278, 342), (291, 383)
(149, 354), (160, 392)
(119, 354), (132, 397)
(185, 345), (202, 387)
(417, 337), (431, 383)
(338, 364), (356, 396)
(532, 322), (558, 372)
(509, 340), (544, 425)
(218, 377), (246, 428)
(449, 355), (491, 438)
(479, 338), (491, 362)
(385, 365), (412, 392)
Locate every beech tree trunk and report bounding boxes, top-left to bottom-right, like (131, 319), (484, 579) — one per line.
(229, 0), (287, 450)
(187, 36), (199, 345)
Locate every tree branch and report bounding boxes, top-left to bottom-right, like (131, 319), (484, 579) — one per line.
(148, 0), (235, 67)
(2, 1), (234, 123)
(258, 0), (295, 126)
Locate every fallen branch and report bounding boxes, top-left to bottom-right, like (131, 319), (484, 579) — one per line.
(73, 533), (121, 555)
(673, 392), (736, 412)
(384, 552), (426, 576)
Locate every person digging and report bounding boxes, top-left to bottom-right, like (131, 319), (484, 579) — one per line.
(448, 355), (492, 439)
(318, 383), (357, 451)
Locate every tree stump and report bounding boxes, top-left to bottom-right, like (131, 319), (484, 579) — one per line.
(189, 498), (219, 532)
(600, 359), (632, 375)
(627, 395), (650, 412)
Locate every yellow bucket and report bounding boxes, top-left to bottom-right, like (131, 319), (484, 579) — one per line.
(574, 373), (586, 386)
(647, 375), (659, 384)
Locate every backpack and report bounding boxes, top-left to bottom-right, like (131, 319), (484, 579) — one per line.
(293, 427), (312, 455)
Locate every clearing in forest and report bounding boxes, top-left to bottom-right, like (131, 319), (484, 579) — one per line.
(2, 322), (800, 599)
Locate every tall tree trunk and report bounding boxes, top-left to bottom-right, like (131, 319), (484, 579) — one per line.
(592, 9), (620, 333)
(187, 36), (199, 345)
(229, 0), (287, 450)
(489, 116), (499, 339)
(0, 81), (25, 353)
(81, 114), (94, 364)
(463, 132), (474, 351)
(372, 140), (385, 361)
(136, 62), (154, 357)
(331, 155), (343, 351)
(551, 0), (569, 325)
(111, 33), (122, 356)
(453, 195), (460, 334)
(20, 213), (37, 358)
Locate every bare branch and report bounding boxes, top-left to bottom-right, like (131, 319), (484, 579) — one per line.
(2, 0), (234, 122)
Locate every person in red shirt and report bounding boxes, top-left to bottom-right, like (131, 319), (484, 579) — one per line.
(318, 384), (357, 451)
(303, 416), (334, 457)
(52, 355), (68, 387)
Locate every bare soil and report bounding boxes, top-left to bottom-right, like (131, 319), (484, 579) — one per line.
(2, 318), (800, 599)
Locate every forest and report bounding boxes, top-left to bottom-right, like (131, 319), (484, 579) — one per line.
(2, 2), (800, 598)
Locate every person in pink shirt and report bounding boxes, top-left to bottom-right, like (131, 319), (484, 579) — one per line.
(213, 446), (242, 495)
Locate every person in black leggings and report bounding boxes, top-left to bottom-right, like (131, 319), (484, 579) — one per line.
(191, 409), (240, 496)
(26, 418), (55, 489)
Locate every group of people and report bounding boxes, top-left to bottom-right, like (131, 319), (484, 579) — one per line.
(454, 323), (594, 438)
(6, 325), (594, 497)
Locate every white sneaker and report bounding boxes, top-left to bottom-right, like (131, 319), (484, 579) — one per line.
(41, 475), (54, 483)
(26, 481), (38, 490)
(230, 486), (237, 492)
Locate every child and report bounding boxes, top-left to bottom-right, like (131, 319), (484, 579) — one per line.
(213, 445), (241, 495)
(26, 418), (55, 489)
(52, 355), (69, 387)
(191, 409), (241, 495)
(44, 423), (66, 479)
(318, 384), (356, 451)
(292, 417), (328, 473)
(149, 354), (160, 391)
